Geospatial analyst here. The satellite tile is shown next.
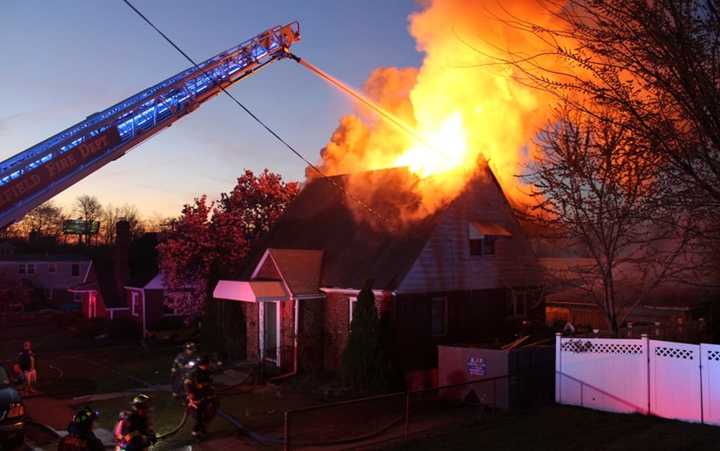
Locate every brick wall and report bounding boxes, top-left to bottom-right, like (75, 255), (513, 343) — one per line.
(323, 292), (351, 371)
(279, 299), (295, 372)
(243, 302), (260, 361)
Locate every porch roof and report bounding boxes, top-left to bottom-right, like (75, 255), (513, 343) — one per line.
(213, 280), (289, 303)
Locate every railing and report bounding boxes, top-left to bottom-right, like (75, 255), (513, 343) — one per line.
(282, 375), (527, 450)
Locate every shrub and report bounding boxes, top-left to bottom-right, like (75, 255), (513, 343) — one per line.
(341, 281), (394, 393)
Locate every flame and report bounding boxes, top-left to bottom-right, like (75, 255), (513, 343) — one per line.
(394, 112), (468, 177)
(315, 0), (570, 226)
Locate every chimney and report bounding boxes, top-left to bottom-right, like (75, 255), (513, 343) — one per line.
(114, 220), (130, 294)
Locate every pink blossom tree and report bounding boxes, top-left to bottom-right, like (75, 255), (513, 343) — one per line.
(158, 170), (298, 318)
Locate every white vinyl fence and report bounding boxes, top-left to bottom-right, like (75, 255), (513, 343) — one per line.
(556, 334), (720, 425)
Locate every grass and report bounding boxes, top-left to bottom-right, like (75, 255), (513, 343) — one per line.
(385, 405), (720, 451)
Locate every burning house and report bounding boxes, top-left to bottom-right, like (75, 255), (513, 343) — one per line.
(213, 165), (542, 377)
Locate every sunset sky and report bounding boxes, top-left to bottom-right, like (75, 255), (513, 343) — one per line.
(0, 1), (421, 219)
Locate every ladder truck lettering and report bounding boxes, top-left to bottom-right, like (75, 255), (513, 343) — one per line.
(0, 127), (120, 210)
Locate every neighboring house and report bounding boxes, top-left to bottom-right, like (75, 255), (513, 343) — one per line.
(213, 166), (543, 376)
(541, 257), (719, 340)
(69, 221), (131, 320)
(0, 254), (92, 305)
(124, 273), (188, 337)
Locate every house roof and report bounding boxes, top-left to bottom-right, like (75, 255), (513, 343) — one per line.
(89, 256), (127, 309)
(241, 167), (446, 291)
(68, 281), (99, 293)
(0, 254), (90, 262)
(260, 249), (323, 297)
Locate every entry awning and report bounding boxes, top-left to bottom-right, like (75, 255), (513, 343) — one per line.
(213, 280), (289, 303)
(469, 222), (512, 239)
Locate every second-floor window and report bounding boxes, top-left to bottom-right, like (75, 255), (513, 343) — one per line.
(48, 263), (56, 273)
(469, 236), (496, 256)
(27, 263), (35, 275)
(18, 264), (25, 274)
(71, 263), (80, 277)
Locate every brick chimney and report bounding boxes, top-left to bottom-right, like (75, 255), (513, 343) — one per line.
(114, 220), (130, 294)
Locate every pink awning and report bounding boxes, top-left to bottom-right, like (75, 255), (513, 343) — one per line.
(213, 280), (288, 303)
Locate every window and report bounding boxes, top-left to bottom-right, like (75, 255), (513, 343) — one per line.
(131, 291), (140, 317)
(348, 297), (358, 330)
(469, 236), (496, 256)
(431, 297), (448, 336)
(509, 289), (539, 318)
(18, 264), (25, 274)
(71, 263), (80, 277)
(48, 263), (56, 273)
(27, 263), (35, 275)
(468, 222), (509, 256)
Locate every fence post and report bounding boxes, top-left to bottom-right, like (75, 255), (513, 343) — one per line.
(404, 391), (410, 440)
(284, 410), (290, 451)
(642, 333), (650, 415)
(555, 332), (562, 404)
(700, 343), (705, 424)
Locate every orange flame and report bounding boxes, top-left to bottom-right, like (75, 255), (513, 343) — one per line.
(315, 0), (569, 225)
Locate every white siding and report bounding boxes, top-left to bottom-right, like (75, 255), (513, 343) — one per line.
(397, 176), (540, 293)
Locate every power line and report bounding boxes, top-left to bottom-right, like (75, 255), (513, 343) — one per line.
(119, 0), (390, 224)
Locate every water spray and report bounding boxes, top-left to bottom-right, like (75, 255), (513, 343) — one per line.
(289, 53), (438, 154)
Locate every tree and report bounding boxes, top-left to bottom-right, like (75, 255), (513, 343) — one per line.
(75, 195), (102, 245)
(341, 281), (393, 392)
(17, 202), (64, 238)
(157, 196), (215, 318)
(157, 169), (299, 318)
(487, 0), (720, 238)
(526, 105), (691, 335)
(100, 203), (145, 244)
(213, 169), (299, 274)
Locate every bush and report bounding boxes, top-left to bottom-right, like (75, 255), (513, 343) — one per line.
(341, 281), (394, 393)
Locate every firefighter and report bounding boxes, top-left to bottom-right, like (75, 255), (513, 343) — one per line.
(184, 355), (218, 437)
(171, 342), (197, 398)
(57, 407), (104, 451)
(114, 394), (157, 451)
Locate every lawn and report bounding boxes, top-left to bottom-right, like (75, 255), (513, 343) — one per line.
(385, 405), (720, 451)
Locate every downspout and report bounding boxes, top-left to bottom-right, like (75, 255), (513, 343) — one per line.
(269, 297), (300, 382)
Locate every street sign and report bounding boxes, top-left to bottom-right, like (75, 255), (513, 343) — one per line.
(63, 219), (100, 235)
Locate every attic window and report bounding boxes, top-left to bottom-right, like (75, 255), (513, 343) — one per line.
(468, 222), (511, 257)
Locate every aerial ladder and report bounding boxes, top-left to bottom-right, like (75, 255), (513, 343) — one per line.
(0, 22), (300, 229)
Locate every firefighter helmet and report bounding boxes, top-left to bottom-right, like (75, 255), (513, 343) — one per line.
(184, 342), (197, 352)
(72, 406), (99, 425)
(131, 394), (151, 410)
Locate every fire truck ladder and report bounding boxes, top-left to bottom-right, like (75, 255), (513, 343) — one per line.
(0, 22), (300, 229)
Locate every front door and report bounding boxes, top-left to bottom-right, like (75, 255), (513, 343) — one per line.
(262, 302), (279, 364)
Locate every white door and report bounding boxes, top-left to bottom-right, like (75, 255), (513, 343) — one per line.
(260, 302), (280, 365)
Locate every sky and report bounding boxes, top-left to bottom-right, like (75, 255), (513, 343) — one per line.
(0, 0), (423, 219)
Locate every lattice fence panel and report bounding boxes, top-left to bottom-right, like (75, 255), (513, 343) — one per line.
(649, 340), (701, 423)
(702, 343), (720, 426)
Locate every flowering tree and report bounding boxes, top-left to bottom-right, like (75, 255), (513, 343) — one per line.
(157, 170), (299, 318)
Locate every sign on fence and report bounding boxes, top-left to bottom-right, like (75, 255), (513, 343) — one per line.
(556, 335), (719, 427)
